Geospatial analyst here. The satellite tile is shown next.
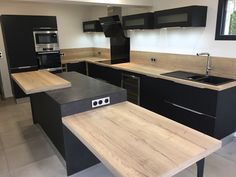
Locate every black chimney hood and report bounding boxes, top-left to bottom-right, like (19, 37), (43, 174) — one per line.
(99, 15), (130, 64)
(99, 15), (125, 38)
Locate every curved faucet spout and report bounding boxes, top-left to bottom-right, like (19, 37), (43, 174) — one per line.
(196, 52), (212, 76)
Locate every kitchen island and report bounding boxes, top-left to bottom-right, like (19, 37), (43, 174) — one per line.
(12, 71), (221, 177)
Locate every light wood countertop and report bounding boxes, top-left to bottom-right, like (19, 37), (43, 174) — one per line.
(115, 63), (236, 91)
(96, 62), (236, 91)
(61, 57), (109, 64)
(11, 70), (71, 94)
(62, 57), (236, 91)
(63, 101), (221, 177)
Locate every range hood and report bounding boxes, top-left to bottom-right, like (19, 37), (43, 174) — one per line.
(99, 15), (125, 38)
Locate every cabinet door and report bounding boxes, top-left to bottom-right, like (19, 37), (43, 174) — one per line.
(83, 20), (103, 32)
(140, 76), (168, 114)
(1, 15), (38, 68)
(162, 80), (217, 117)
(67, 62), (87, 75)
(164, 101), (215, 136)
(87, 63), (121, 87)
(123, 13), (154, 30)
(154, 6), (207, 28)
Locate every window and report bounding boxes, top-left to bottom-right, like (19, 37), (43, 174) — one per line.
(216, 0), (236, 40)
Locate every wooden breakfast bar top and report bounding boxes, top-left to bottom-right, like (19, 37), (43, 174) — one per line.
(63, 101), (222, 177)
(11, 70), (71, 94)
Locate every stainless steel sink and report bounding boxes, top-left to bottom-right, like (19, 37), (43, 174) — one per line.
(161, 71), (235, 86)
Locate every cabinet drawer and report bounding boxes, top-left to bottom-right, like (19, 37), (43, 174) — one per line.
(164, 80), (217, 117)
(164, 101), (215, 136)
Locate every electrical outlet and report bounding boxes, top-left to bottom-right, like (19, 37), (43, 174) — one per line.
(150, 58), (157, 62)
(0, 51), (2, 59)
(92, 97), (110, 108)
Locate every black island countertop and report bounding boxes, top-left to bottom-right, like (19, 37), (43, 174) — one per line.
(44, 72), (127, 116)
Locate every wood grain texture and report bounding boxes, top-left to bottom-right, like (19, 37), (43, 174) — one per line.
(63, 102), (221, 177)
(92, 62), (236, 91)
(130, 51), (236, 79)
(11, 71), (71, 94)
(61, 57), (109, 64)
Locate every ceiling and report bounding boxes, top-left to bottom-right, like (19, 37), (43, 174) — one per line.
(0, 0), (154, 7)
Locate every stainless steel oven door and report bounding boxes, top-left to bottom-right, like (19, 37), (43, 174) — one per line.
(33, 31), (59, 52)
(37, 51), (61, 70)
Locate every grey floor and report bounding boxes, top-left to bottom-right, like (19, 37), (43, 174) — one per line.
(0, 99), (235, 177)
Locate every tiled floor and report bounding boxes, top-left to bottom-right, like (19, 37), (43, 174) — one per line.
(0, 98), (236, 177)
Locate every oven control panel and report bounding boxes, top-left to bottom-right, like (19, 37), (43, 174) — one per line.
(92, 97), (110, 108)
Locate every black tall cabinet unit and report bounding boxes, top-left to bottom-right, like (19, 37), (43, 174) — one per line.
(1, 15), (57, 99)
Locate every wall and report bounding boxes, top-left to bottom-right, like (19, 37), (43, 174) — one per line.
(129, 0), (236, 58)
(92, 0), (236, 59)
(0, 1), (104, 98)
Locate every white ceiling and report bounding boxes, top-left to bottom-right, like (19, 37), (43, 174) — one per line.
(0, 0), (154, 7)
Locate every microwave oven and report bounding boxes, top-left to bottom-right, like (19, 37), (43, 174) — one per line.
(33, 30), (60, 52)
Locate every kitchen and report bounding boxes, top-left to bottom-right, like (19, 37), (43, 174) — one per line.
(0, 0), (235, 177)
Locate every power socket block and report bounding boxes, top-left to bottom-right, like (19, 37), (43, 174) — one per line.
(92, 97), (110, 108)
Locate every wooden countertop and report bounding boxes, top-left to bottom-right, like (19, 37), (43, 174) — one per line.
(61, 57), (109, 64)
(97, 62), (236, 91)
(11, 70), (71, 94)
(62, 57), (236, 90)
(63, 102), (221, 177)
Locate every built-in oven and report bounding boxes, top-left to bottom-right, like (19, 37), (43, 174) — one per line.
(33, 29), (59, 52)
(37, 51), (62, 73)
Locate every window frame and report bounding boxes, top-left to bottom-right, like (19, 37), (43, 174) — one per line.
(215, 0), (236, 40)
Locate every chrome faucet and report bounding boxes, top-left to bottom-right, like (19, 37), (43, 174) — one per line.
(196, 52), (212, 76)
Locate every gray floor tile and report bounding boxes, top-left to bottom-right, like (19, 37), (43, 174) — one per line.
(0, 150), (10, 177)
(216, 141), (236, 163)
(0, 137), (3, 150)
(173, 168), (196, 177)
(188, 153), (236, 177)
(1, 125), (43, 149)
(5, 136), (55, 170)
(0, 119), (33, 134)
(70, 163), (114, 177)
(10, 155), (66, 177)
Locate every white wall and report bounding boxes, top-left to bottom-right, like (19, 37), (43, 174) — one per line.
(129, 0), (236, 58)
(0, 1), (104, 98)
(92, 0), (236, 59)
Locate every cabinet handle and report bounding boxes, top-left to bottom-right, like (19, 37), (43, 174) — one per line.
(164, 100), (215, 118)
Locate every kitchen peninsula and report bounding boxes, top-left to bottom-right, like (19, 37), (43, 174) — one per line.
(11, 70), (221, 177)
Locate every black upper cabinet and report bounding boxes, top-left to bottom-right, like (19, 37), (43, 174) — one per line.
(83, 20), (103, 32)
(154, 6), (208, 28)
(122, 12), (154, 30)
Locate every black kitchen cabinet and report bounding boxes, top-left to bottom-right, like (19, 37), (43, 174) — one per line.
(165, 102), (215, 136)
(1, 15), (57, 69)
(87, 63), (121, 87)
(162, 80), (217, 117)
(122, 12), (154, 30)
(67, 62), (87, 75)
(1, 15), (57, 99)
(140, 76), (169, 115)
(154, 6), (207, 28)
(140, 75), (236, 139)
(83, 20), (103, 32)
